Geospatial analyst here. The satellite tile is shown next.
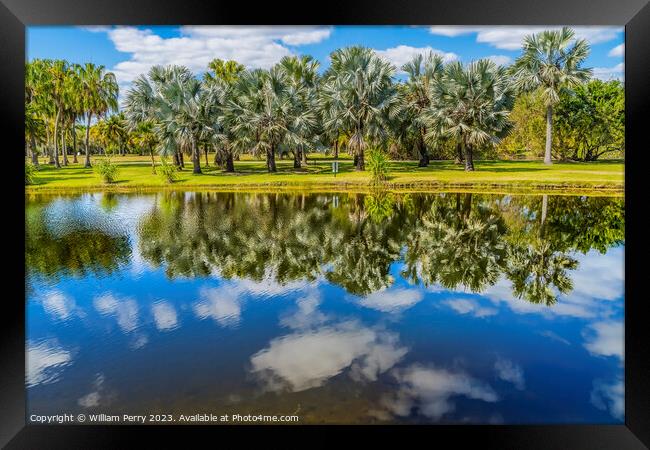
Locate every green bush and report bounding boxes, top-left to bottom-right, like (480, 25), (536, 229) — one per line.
(367, 148), (390, 185)
(94, 158), (119, 184)
(25, 162), (37, 185)
(158, 157), (178, 183)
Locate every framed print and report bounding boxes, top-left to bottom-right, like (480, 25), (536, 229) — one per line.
(1, 0), (649, 447)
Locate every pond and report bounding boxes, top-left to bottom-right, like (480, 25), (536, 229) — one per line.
(25, 191), (625, 424)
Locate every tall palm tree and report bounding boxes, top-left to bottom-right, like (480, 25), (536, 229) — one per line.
(25, 60), (50, 166)
(511, 27), (591, 164)
(78, 63), (119, 167)
(131, 121), (159, 173)
(229, 66), (314, 173)
(320, 46), (396, 171)
(426, 59), (514, 171)
(277, 55), (320, 168)
(395, 52), (445, 166)
(124, 65), (209, 174)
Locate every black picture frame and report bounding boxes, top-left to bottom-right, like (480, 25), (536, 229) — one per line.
(1, 0), (648, 447)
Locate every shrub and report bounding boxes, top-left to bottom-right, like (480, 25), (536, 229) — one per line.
(25, 162), (37, 185)
(366, 148), (390, 185)
(158, 157), (178, 183)
(94, 158), (119, 184)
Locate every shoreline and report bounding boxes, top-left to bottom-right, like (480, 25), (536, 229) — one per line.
(25, 179), (624, 196)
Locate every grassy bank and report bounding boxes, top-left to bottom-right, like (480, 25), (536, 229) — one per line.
(26, 154), (624, 194)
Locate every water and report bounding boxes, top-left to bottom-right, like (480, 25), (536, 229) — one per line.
(25, 191), (624, 424)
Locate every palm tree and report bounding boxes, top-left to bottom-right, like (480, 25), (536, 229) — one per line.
(229, 66), (315, 173)
(511, 27), (591, 165)
(124, 65), (209, 174)
(78, 63), (119, 167)
(426, 59), (514, 171)
(131, 121), (159, 173)
(395, 52), (445, 166)
(203, 59), (245, 85)
(320, 47), (396, 171)
(103, 113), (128, 154)
(277, 55), (320, 168)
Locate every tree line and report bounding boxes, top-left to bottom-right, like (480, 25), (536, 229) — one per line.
(25, 27), (624, 174)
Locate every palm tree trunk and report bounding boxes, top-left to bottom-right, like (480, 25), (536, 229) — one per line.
(150, 146), (156, 174)
(293, 149), (301, 169)
(53, 111), (61, 168)
(463, 141), (474, 171)
(225, 151), (234, 172)
(84, 114), (92, 168)
(334, 139), (339, 159)
(355, 148), (365, 171)
(301, 145), (307, 166)
(417, 133), (429, 167)
(454, 143), (464, 165)
(544, 105), (553, 165)
(72, 126), (78, 163)
(174, 149), (181, 169)
(191, 138), (202, 174)
(30, 135), (39, 166)
(204, 144), (209, 168)
(62, 128), (69, 166)
(267, 145), (277, 172)
(45, 127), (54, 165)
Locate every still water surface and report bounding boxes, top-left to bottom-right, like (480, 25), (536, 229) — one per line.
(25, 191), (624, 424)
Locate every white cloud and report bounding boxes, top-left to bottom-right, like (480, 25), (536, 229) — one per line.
(486, 55), (513, 66)
(429, 26), (621, 50)
(592, 63), (624, 81)
(80, 26), (111, 33)
(151, 301), (179, 331)
(494, 357), (525, 390)
(357, 287), (424, 313)
(99, 26), (331, 90)
(93, 292), (139, 333)
(583, 320), (624, 361)
(26, 340), (72, 387)
(250, 320), (407, 392)
(380, 364), (499, 420)
(443, 297), (497, 318)
(590, 377), (624, 421)
(375, 45), (458, 72)
(608, 43), (624, 57)
(427, 27), (473, 37)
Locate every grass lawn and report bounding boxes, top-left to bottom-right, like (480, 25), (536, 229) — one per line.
(26, 153), (624, 195)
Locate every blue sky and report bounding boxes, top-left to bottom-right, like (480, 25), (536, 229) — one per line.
(27, 25), (624, 98)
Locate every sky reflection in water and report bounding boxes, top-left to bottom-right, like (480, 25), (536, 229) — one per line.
(25, 191), (624, 424)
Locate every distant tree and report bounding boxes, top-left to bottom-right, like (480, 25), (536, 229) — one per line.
(511, 27), (591, 164)
(554, 79), (624, 161)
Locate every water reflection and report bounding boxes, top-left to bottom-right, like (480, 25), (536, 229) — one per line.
(25, 191), (625, 423)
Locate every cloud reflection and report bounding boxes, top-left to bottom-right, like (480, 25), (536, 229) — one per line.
(590, 377), (624, 421)
(26, 340), (72, 387)
(251, 292), (407, 392)
(41, 291), (77, 321)
(378, 364), (499, 421)
(151, 301), (179, 331)
(93, 292), (139, 333)
(494, 357), (525, 390)
(357, 288), (424, 313)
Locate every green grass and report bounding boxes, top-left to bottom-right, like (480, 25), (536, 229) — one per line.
(26, 153), (624, 195)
